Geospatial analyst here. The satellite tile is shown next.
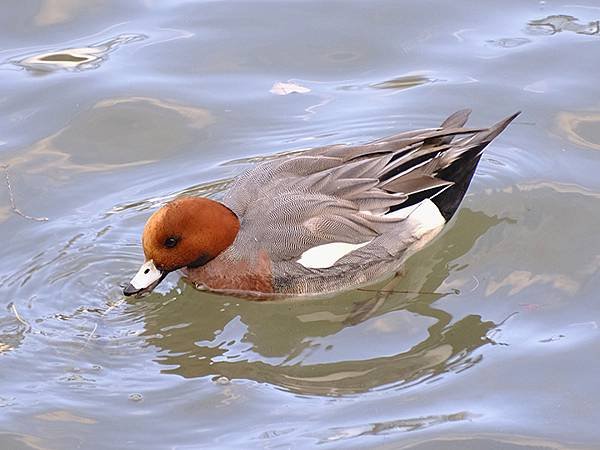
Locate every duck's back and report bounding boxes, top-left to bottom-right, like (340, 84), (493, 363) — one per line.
(189, 110), (519, 297)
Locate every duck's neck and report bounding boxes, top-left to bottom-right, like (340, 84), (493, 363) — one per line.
(184, 198), (240, 267)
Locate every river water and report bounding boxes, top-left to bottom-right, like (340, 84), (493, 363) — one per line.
(1, 1), (600, 449)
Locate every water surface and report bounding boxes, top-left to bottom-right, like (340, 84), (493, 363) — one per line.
(1, 0), (600, 448)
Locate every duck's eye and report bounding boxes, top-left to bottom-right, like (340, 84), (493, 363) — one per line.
(164, 236), (179, 248)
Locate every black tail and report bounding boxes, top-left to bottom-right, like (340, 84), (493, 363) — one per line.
(431, 111), (520, 220)
(309, 109), (520, 222)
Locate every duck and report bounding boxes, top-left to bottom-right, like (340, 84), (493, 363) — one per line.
(123, 109), (519, 299)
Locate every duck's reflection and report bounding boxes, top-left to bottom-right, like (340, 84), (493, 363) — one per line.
(138, 208), (506, 396)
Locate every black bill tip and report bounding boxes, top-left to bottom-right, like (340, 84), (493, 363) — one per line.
(122, 270), (168, 298)
(123, 283), (140, 297)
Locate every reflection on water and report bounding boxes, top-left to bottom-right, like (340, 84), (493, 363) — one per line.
(486, 37), (532, 48)
(398, 435), (591, 450)
(35, 0), (103, 26)
(314, 411), (474, 443)
(0, 307), (28, 354)
(337, 73), (435, 92)
(370, 74), (434, 90)
(556, 111), (600, 151)
(3, 96), (213, 176)
(12, 34), (145, 73)
(527, 15), (600, 36)
(470, 12), (600, 58)
(108, 177), (233, 216)
(140, 209), (506, 396)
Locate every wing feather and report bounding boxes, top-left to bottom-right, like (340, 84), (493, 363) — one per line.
(221, 110), (519, 265)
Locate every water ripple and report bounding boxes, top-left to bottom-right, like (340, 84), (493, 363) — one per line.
(11, 33), (146, 73)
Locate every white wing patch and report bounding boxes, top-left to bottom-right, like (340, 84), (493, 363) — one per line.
(388, 199), (445, 231)
(297, 200), (445, 270)
(388, 198), (446, 253)
(297, 241), (372, 269)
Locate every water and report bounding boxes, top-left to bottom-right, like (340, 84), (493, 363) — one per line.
(1, 0), (600, 448)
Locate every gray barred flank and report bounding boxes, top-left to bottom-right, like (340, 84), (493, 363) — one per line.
(213, 110), (518, 295)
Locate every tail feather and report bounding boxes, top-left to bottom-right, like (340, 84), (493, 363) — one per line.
(376, 110), (520, 219)
(427, 108), (472, 146)
(309, 109), (520, 221)
(431, 111), (521, 220)
(441, 108), (472, 128)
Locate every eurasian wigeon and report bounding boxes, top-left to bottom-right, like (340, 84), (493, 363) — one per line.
(124, 109), (519, 298)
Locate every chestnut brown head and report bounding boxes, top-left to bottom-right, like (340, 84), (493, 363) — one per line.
(123, 197), (240, 296)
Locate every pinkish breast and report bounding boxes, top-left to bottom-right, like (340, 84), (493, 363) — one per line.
(182, 249), (274, 297)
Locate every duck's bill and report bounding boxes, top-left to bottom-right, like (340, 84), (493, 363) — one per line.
(123, 260), (167, 297)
